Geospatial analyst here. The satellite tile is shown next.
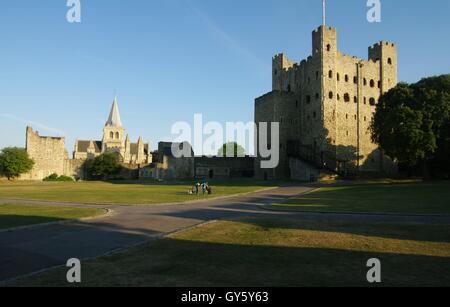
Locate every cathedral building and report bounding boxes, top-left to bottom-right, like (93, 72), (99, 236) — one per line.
(73, 97), (151, 164)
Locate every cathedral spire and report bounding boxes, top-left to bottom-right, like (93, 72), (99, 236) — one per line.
(106, 96), (123, 127)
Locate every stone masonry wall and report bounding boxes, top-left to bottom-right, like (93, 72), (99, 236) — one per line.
(23, 127), (69, 180)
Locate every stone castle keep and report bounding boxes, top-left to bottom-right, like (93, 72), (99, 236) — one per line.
(255, 25), (398, 179)
(20, 24), (398, 181)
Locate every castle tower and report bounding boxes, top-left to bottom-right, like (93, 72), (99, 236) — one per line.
(313, 25), (339, 157)
(369, 41), (398, 92)
(312, 25), (337, 56)
(102, 97), (126, 155)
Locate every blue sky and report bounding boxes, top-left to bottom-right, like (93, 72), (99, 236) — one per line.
(1, 0), (449, 152)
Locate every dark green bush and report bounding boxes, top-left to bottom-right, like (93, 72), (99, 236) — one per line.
(43, 173), (74, 182)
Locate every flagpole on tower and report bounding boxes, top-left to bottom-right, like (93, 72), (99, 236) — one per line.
(322, 0), (326, 26)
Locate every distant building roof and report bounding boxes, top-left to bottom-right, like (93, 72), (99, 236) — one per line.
(157, 141), (193, 160)
(129, 143), (149, 155)
(76, 140), (102, 153)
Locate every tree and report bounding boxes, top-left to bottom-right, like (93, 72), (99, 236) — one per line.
(218, 142), (246, 157)
(85, 152), (122, 180)
(371, 75), (450, 178)
(0, 147), (34, 180)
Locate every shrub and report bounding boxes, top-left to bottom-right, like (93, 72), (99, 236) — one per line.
(43, 173), (74, 182)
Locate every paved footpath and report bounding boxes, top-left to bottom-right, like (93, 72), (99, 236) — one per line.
(1, 185), (450, 282)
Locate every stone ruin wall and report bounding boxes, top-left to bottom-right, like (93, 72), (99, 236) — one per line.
(22, 127), (69, 180)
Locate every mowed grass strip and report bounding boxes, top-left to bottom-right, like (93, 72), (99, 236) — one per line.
(0, 204), (105, 230)
(268, 182), (450, 215)
(10, 218), (450, 287)
(0, 181), (272, 205)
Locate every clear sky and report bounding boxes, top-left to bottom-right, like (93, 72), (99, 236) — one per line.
(1, 0), (449, 152)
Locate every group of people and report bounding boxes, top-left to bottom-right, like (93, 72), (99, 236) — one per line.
(189, 182), (212, 196)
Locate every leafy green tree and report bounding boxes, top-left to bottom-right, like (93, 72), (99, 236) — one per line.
(218, 142), (246, 157)
(85, 152), (122, 180)
(371, 75), (450, 178)
(0, 147), (34, 180)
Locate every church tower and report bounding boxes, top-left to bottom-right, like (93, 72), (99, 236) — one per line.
(102, 97), (126, 156)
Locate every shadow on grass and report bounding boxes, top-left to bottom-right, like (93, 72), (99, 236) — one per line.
(0, 215), (65, 231)
(10, 237), (450, 287)
(3, 195), (450, 286)
(0, 217), (160, 282)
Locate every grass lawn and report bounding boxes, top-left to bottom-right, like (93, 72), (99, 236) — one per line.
(0, 180), (274, 205)
(10, 218), (450, 287)
(267, 182), (450, 215)
(0, 204), (105, 230)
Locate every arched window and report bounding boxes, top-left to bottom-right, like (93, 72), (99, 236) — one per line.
(315, 93), (320, 100)
(337, 94), (340, 101)
(306, 95), (311, 104)
(344, 93), (350, 102)
(363, 78), (367, 86)
(327, 44), (331, 51)
(354, 96), (357, 103)
(110, 132), (114, 139)
(329, 91), (333, 99)
(115, 132), (120, 139)
(337, 73), (340, 81)
(369, 98), (376, 106)
(370, 79), (375, 88)
(345, 75), (349, 82)
(388, 58), (392, 65)
(353, 76), (357, 84)
(329, 70), (333, 78)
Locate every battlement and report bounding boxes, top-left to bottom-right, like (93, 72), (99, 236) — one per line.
(312, 25), (337, 34)
(369, 41), (396, 50)
(312, 25), (338, 55)
(273, 53), (295, 72)
(368, 40), (397, 63)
